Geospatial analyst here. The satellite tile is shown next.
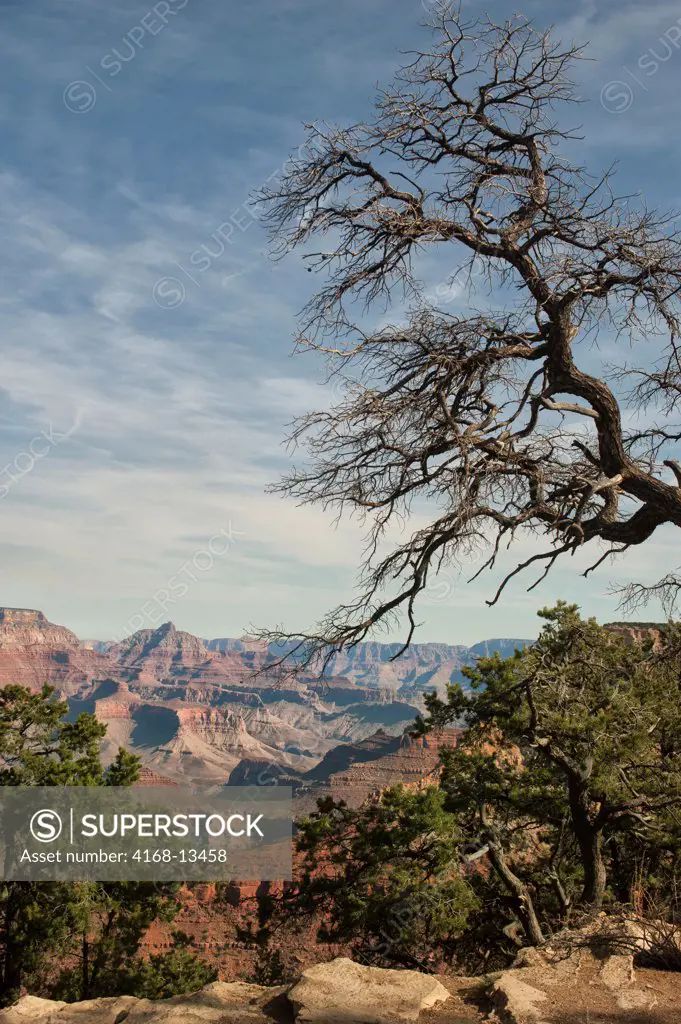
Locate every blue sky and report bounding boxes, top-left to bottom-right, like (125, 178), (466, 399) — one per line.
(1, 0), (680, 644)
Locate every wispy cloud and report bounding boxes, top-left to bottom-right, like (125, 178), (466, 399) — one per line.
(0, 0), (677, 641)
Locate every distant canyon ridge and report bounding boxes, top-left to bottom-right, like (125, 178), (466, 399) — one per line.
(0, 606), (532, 800)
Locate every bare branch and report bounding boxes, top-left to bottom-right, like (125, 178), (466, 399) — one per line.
(252, 10), (681, 668)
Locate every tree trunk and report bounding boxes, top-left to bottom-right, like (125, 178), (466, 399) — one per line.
(568, 781), (607, 907)
(0, 957), (21, 1008)
(578, 830), (607, 906)
(485, 837), (545, 946)
(81, 933), (90, 1001)
(608, 838), (632, 906)
(0, 888), (22, 1007)
(549, 870), (572, 923)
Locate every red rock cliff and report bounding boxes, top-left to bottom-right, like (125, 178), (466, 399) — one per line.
(0, 607), (119, 693)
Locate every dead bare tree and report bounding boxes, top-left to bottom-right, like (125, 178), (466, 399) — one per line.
(255, 9), (681, 671)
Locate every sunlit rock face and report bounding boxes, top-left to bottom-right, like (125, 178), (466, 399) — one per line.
(604, 621), (665, 650)
(0, 606), (526, 787)
(0, 607), (119, 694)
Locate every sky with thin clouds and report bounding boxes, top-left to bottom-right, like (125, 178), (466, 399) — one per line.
(1, 0), (680, 644)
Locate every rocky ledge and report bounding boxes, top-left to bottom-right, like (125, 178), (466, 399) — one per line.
(0, 960), (453, 1024)
(3, 935), (681, 1024)
(487, 916), (681, 1023)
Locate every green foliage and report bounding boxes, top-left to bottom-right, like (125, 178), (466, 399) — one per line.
(243, 931), (294, 986)
(0, 683), (192, 1005)
(422, 603), (681, 936)
(0, 684), (107, 787)
(276, 786), (478, 970)
(236, 894), (296, 985)
(127, 931), (217, 1000)
(52, 923), (217, 1001)
(0, 880), (77, 1003)
(105, 748), (142, 787)
(271, 605), (681, 968)
(49, 882), (184, 1001)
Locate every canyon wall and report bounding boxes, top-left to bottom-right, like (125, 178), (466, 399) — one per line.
(0, 607), (524, 788)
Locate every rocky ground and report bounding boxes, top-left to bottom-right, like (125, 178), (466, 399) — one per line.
(4, 929), (681, 1024)
(0, 960), (475, 1024)
(484, 917), (681, 1024)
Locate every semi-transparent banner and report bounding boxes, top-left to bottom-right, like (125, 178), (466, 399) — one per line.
(0, 786), (292, 881)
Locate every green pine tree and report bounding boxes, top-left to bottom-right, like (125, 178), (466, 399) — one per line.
(0, 684), (212, 1004)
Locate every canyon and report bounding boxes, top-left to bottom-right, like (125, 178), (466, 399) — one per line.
(0, 607), (528, 791)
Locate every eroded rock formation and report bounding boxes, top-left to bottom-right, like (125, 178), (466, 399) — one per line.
(0, 607), (517, 788)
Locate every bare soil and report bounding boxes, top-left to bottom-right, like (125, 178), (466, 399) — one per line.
(420, 965), (681, 1024)
(420, 977), (488, 1023)
(549, 965), (681, 1024)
